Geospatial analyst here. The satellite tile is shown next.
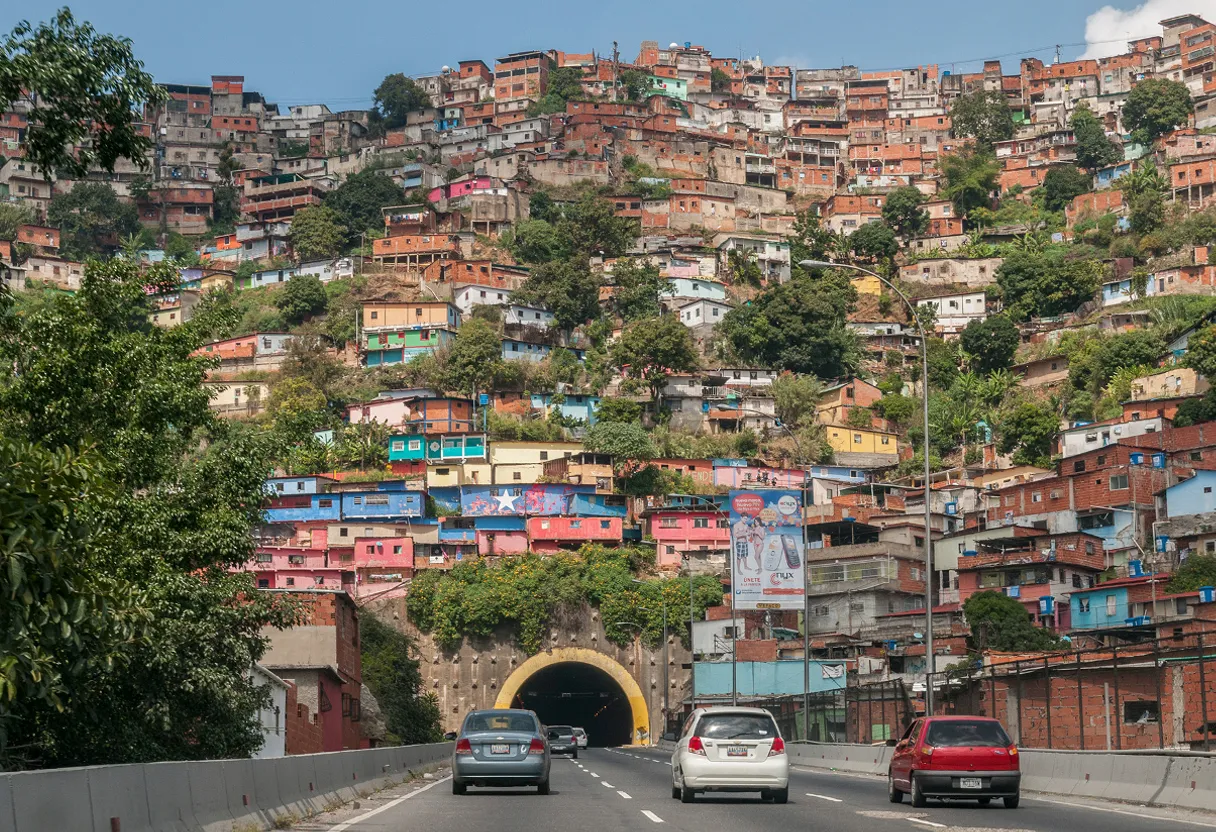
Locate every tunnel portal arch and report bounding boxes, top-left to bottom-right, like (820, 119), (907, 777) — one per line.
(494, 647), (651, 746)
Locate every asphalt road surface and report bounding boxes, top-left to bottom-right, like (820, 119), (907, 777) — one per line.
(323, 746), (1216, 832)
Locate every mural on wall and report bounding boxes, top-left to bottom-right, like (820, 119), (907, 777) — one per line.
(460, 484), (599, 516)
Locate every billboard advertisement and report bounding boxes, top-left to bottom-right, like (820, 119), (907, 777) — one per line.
(729, 489), (806, 611)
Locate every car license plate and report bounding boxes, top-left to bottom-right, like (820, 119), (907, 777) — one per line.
(726, 746), (748, 757)
(960, 777), (982, 789)
(491, 744), (510, 755)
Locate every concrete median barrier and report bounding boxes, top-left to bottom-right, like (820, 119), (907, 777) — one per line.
(9, 767), (94, 832)
(85, 764), (152, 832)
(1154, 755), (1216, 812)
(144, 761), (198, 832)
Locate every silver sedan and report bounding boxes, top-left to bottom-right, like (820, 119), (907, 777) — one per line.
(452, 709), (551, 795)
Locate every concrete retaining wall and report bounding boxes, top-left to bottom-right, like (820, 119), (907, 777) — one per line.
(0, 742), (452, 832)
(789, 742), (1216, 812)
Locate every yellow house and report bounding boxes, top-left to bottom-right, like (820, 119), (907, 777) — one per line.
(362, 302), (461, 330)
(426, 461), (492, 489)
(851, 274), (883, 296)
(490, 441), (584, 485)
(200, 270), (235, 293)
(825, 425), (899, 457)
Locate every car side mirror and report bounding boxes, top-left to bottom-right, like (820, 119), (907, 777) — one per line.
(886, 738), (898, 747)
(444, 731), (457, 741)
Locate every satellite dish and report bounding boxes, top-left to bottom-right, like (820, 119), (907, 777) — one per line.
(669, 42), (679, 50)
(441, 65), (451, 74)
(913, 632), (924, 640)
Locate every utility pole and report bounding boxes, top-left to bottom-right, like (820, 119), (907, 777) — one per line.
(612, 41), (620, 103)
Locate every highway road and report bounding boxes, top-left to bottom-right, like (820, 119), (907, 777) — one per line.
(318, 746), (1216, 832)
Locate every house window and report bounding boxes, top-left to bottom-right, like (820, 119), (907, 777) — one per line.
(339, 527), (349, 537)
(1073, 573), (1082, 588)
(693, 518), (709, 528)
(1031, 492), (1042, 503)
(853, 434), (863, 444)
(513, 472), (522, 480)
(285, 578), (295, 587)
(666, 545), (676, 554)
(1110, 474), (1129, 490)
(318, 499), (333, 508)
(540, 451), (549, 461)
(1123, 701), (1160, 724)
(391, 440), (405, 452)
(660, 518), (679, 528)
(1074, 460), (1086, 473)
(1106, 595), (1117, 616)
(1192, 451), (1204, 462)
(1078, 597), (1090, 613)
(1097, 455), (1106, 465)
(717, 518), (730, 528)
(570, 520), (581, 528)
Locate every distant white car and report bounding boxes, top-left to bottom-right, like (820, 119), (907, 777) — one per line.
(573, 727), (588, 748)
(671, 706), (789, 804)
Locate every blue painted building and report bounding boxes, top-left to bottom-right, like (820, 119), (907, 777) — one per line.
(340, 491), (424, 520)
(569, 493), (629, 517)
(1164, 470), (1216, 519)
(1068, 576), (1152, 631)
(389, 434), (487, 463)
(694, 661), (847, 697)
(264, 476), (334, 496)
(263, 493), (342, 523)
(530, 393), (601, 425)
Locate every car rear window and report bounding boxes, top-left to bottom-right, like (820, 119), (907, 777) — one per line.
(925, 720), (1011, 747)
(464, 712), (536, 733)
(550, 726), (574, 737)
(695, 713), (779, 740)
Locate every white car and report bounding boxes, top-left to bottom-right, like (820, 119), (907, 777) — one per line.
(573, 727), (588, 749)
(671, 706), (789, 804)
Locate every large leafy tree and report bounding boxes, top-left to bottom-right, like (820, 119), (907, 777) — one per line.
(325, 170), (406, 245)
(949, 89), (1015, 150)
(848, 222), (899, 267)
(881, 186), (930, 239)
(961, 314), (1019, 375)
(997, 401), (1058, 468)
(1118, 163), (1169, 234)
(562, 192), (638, 259)
(359, 612), (441, 744)
(995, 248), (1103, 321)
(719, 272), (860, 379)
(963, 590), (1064, 652)
(1187, 324), (1216, 379)
(274, 274), (327, 325)
(940, 146), (1001, 221)
(1169, 555), (1216, 592)
(610, 315), (699, 402)
(1071, 103), (1122, 171)
(0, 203), (33, 240)
(289, 205), (347, 262)
(1041, 166), (1092, 213)
(0, 10), (165, 179)
(47, 182), (140, 259)
(513, 260), (601, 330)
(0, 258), (297, 767)
(584, 421), (657, 460)
(445, 318), (503, 394)
(373, 73), (430, 129)
(611, 258), (670, 322)
(1122, 78), (1193, 145)
(528, 65), (586, 116)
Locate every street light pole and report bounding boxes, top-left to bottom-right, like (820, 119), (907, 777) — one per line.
(799, 259), (936, 716)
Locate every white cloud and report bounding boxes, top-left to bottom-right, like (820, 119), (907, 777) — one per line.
(1081, 0), (1216, 59)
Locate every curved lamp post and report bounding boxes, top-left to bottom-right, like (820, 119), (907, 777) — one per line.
(798, 259), (936, 716)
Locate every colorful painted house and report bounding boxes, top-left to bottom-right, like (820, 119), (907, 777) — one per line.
(389, 433), (488, 463)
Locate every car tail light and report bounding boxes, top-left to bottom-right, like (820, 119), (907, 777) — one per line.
(688, 736), (707, 756)
(455, 738), (472, 756)
(768, 737), (786, 757)
(1008, 746), (1019, 756)
(920, 745), (934, 758)
(529, 738), (546, 755)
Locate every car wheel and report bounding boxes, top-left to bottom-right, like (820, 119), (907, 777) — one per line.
(572, 749), (578, 760)
(1004, 794), (1020, 809)
(978, 797), (991, 806)
(452, 780), (466, 796)
(888, 774), (903, 804)
(537, 779), (550, 796)
(760, 790), (773, 803)
(671, 782), (680, 799)
(680, 783), (696, 803)
(772, 787), (789, 805)
(910, 774), (927, 808)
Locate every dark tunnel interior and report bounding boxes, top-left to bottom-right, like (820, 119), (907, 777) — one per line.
(512, 662), (634, 747)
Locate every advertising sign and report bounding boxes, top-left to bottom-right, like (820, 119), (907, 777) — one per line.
(729, 489), (806, 611)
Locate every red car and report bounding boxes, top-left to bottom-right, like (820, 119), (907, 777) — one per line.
(887, 716), (1020, 808)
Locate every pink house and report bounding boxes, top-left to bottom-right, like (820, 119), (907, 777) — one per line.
(247, 546), (351, 592)
(713, 465), (808, 489)
(428, 175), (495, 203)
(478, 529), (529, 555)
(649, 509), (730, 568)
(346, 398), (412, 427)
(527, 516), (623, 552)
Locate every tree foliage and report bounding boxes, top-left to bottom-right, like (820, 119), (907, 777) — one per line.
(445, 318), (503, 394)
(611, 258), (670, 322)
(1041, 166), (1092, 212)
(950, 89), (1015, 150)
(849, 222), (899, 265)
(1071, 103), (1122, 171)
(0, 10), (165, 179)
(289, 206), (347, 262)
(513, 259), (601, 330)
(719, 273), (860, 379)
(47, 182), (140, 260)
(882, 186), (930, 239)
(611, 315), (699, 401)
(373, 73), (429, 129)
(997, 401), (1058, 468)
(359, 612), (442, 744)
(995, 248), (1103, 321)
(1168, 555), (1216, 593)
(274, 274), (327, 326)
(1118, 163), (1169, 234)
(325, 170), (406, 243)
(0, 203), (33, 241)
(940, 146), (1001, 220)
(1122, 77), (1193, 145)
(961, 314), (1019, 375)
(584, 421), (656, 460)
(963, 590), (1064, 652)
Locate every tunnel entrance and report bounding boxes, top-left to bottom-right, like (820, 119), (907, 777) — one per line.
(512, 662), (634, 747)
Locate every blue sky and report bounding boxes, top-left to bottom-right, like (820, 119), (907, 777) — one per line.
(7, 1), (1148, 108)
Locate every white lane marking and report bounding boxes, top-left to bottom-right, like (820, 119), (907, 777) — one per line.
(641, 810), (665, 823)
(806, 793), (843, 802)
(618, 790), (633, 799)
(1024, 796), (1216, 829)
(590, 771), (599, 777)
(328, 774), (449, 831)
(907, 820), (946, 829)
(602, 781), (615, 788)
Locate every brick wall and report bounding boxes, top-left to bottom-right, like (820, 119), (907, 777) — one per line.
(284, 681), (324, 755)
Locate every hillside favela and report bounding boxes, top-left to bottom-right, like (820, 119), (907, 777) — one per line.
(10, 3), (1216, 830)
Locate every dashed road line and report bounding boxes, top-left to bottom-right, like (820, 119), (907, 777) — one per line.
(602, 781), (615, 788)
(806, 793), (843, 802)
(618, 791), (633, 799)
(641, 810), (665, 823)
(590, 771), (599, 777)
(907, 820), (946, 829)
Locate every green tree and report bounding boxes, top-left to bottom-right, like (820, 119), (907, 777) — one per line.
(921, 337), (960, 390)
(711, 67), (731, 94)
(960, 314), (1019, 375)
(1071, 103), (1122, 171)
(1187, 324), (1216, 379)
(1041, 166), (1092, 212)
(0, 258), (298, 767)
(881, 186), (930, 239)
(47, 182), (140, 259)
(619, 69), (650, 102)
(1117, 163), (1169, 234)
(789, 209), (842, 266)
(997, 400), (1058, 467)
(873, 393), (917, 425)
(963, 590), (1064, 652)
(611, 315), (699, 402)
(529, 191), (558, 223)
(274, 274), (327, 325)
(0, 10), (165, 179)
(771, 373), (826, 429)
(446, 318), (503, 394)
(726, 249), (764, 287)
(359, 612), (442, 744)
(509, 218), (568, 264)
(561, 192), (637, 258)
(0, 203), (33, 240)
(719, 273), (860, 379)
(289, 205), (347, 262)
(611, 258), (670, 321)
(1122, 77), (1193, 145)
(269, 376), (330, 440)
(584, 420), (657, 460)
(163, 232), (197, 263)
(513, 259), (601, 330)
(325, 169), (405, 244)
(950, 89), (1015, 150)
(849, 222), (899, 266)
(527, 65), (585, 116)
(996, 249), (1103, 321)
(373, 73), (429, 129)
(1169, 554), (1216, 592)
(595, 397), (643, 424)
(940, 146), (1001, 220)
